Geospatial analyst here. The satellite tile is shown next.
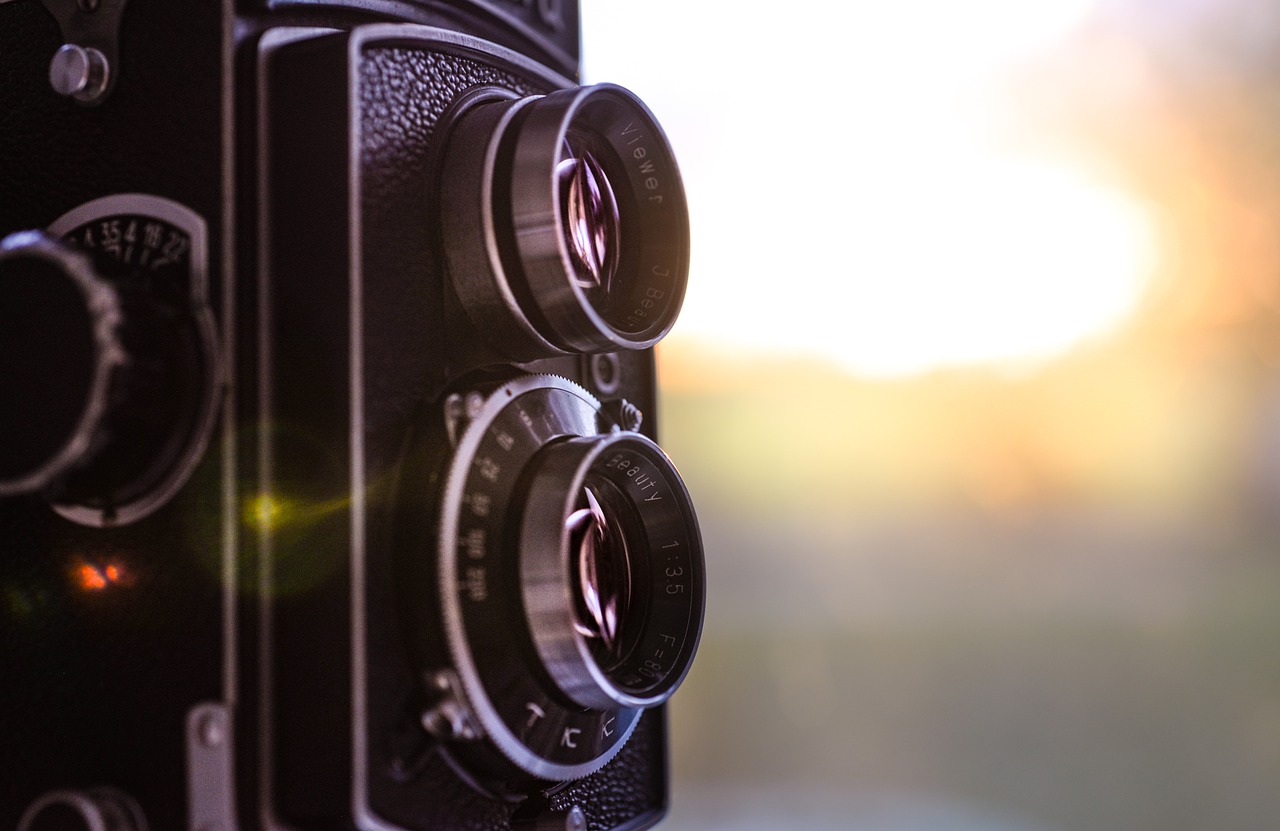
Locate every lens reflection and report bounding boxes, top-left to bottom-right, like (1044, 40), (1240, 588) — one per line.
(557, 139), (620, 309)
(566, 484), (631, 666)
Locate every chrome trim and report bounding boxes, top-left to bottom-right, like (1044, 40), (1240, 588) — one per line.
(0, 231), (125, 497)
(256, 26), (340, 831)
(435, 374), (643, 780)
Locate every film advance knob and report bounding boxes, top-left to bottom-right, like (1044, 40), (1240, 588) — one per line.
(17, 787), (147, 831)
(0, 230), (128, 498)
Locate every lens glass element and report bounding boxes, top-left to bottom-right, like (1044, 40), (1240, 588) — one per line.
(557, 140), (621, 310)
(432, 377), (703, 780)
(567, 480), (642, 672)
(521, 432), (703, 711)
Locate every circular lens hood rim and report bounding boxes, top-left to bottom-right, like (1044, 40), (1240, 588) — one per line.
(509, 82), (691, 353)
(519, 430), (705, 712)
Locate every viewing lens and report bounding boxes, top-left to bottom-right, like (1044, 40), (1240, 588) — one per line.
(440, 84), (690, 358)
(558, 141), (621, 306)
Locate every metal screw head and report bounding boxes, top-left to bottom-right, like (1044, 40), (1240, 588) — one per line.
(49, 44), (110, 103)
(197, 712), (225, 747)
(515, 804), (587, 831)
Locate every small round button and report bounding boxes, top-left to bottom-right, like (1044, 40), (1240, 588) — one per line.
(49, 44), (110, 104)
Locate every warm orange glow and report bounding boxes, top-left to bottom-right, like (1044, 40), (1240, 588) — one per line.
(590, 6), (1280, 829)
(587, 0), (1163, 378)
(70, 557), (133, 592)
(74, 562), (108, 592)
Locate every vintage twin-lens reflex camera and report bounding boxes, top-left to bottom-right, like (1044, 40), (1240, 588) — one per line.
(0, 1), (704, 830)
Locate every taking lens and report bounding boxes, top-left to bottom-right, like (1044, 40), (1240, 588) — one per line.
(429, 376), (704, 780)
(441, 84), (690, 358)
(520, 432), (704, 711)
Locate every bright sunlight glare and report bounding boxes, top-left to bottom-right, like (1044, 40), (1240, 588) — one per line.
(761, 156), (1158, 378)
(583, 0), (1157, 377)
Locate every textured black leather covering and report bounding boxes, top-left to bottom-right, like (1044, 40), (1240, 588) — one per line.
(354, 41), (669, 831)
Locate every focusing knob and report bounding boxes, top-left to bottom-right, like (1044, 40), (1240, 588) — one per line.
(0, 231), (128, 498)
(17, 787), (147, 831)
(0, 229), (219, 525)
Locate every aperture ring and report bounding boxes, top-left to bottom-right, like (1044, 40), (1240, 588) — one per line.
(436, 375), (642, 781)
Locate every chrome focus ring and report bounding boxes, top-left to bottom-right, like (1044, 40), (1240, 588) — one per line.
(441, 84), (691, 359)
(436, 375), (640, 781)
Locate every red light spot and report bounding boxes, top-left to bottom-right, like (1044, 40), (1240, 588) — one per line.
(75, 563), (108, 591)
(69, 557), (132, 592)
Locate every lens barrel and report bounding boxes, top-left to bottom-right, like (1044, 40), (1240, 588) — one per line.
(432, 376), (704, 780)
(441, 84), (690, 358)
(519, 432), (704, 711)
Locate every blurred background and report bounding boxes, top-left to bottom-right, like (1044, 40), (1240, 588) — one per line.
(582, 1), (1280, 829)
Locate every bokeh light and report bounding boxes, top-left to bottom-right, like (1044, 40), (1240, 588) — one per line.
(68, 556), (132, 593)
(586, 0), (1162, 378)
(584, 1), (1280, 829)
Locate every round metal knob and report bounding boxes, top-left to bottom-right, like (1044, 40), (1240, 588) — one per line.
(0, 228), (217, 525)
(49, 44), (111, 104)
(17, 788), (147, 831)
(0, 231), (127, 498)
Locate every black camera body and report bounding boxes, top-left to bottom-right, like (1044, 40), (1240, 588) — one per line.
(0, 3), (702, 831)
